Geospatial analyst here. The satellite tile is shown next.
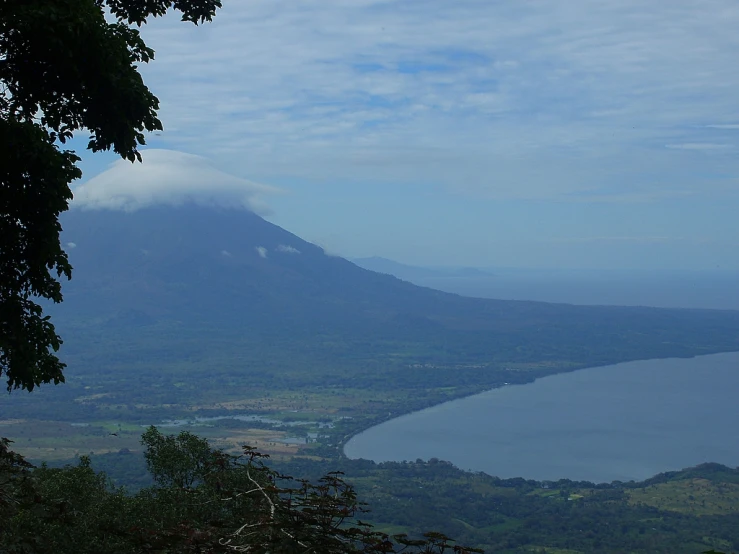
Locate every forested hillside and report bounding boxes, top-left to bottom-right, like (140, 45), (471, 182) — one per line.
(8, 431), (739, 554)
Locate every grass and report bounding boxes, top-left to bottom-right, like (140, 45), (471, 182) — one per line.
(7, 418), (311, 463)
(626, 478), (739, 515)
(5, 380), (497, 465)
(366, 523), (410, 536)
(486, 516), (524, 533)
(526, 546), (582, 554)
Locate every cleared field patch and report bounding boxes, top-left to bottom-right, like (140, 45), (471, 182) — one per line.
(203, 428), (304, 457)
(9, 418), (316, 463)
(626, 478), (739, 515)
(8, 419), (144, 462)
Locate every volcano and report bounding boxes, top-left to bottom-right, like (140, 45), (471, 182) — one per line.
(52, 204), (739, 375)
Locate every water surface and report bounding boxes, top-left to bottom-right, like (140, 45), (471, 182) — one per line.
(345, 352), (739, 482)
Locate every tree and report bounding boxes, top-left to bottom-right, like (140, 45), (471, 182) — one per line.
(1, 430), (483, 553)
(0, 0), (222, 391)
(141, 425), (218, 489)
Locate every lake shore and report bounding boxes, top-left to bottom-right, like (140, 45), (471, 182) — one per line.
(343, 351), (739, 483)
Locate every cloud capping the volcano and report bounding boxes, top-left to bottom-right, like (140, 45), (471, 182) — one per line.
(72, 149), (279, 214)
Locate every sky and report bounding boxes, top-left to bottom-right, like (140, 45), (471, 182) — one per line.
(71, 0), (739, 270)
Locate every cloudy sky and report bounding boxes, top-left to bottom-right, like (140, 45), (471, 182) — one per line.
(72, 0), (739, 270)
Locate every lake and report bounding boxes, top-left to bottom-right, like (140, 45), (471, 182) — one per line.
(344, 352), (739, 483)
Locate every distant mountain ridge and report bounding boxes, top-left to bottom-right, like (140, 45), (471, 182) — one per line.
(353, 256), (739, 311)
(352, 256), (493, 281)
(352, 257), (450, 280)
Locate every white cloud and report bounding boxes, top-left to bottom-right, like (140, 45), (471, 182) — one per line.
(72, 149), (279, 212)
(221, 250), (233, 257)
(255, 246), (268, 258)
(66, 242), (77, 249)
(125, 0), (739, 201)
(277, 244), (301, 254)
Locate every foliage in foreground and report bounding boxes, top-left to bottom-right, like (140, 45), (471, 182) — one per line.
(0, 0), (221, 392)
(0, 430), (481, 553)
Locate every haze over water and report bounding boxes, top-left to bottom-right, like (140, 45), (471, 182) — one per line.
(349, 263), (739, 312)
(345, 352), (739, 483)
(422, 270), (739, 311)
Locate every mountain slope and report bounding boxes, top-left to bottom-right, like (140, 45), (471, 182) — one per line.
(53, 205), (739, 378)
(352, 256), (450, 280)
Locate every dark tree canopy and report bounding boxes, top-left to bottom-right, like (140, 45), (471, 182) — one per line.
(0, 430), (482, 553)
(0, 0), (221, 391)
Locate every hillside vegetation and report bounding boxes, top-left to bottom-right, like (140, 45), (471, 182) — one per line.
(7, 431), (739, 554)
